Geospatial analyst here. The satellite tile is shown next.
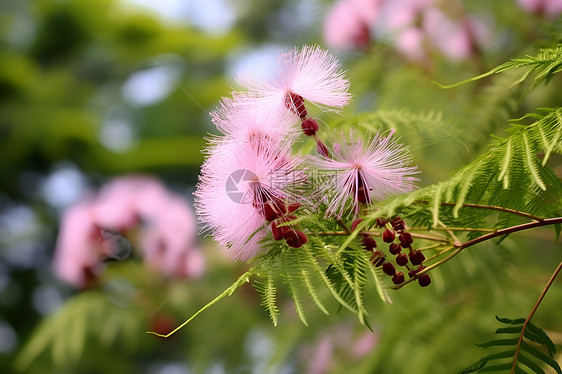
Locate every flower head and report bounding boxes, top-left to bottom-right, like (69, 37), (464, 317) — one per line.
(312, 130), (418, 217)
(323, 0), (371, 51)
(210, 94), (298, 145)
(236, 45), (351, 119)
(53, 176), (202, 288)
(195, 137), (305, 260)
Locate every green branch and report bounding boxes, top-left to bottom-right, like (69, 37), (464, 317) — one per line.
(511, 261), (562, 374)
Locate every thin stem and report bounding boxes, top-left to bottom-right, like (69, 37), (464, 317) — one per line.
(424, 245), (455, 262)
(408, 227), (496, 233)
(421, 201), (545, 222)
(438, 219), (461, 244)
(313, 230), (451, 243)
(416, 243), (449, 252)
(458, 217), (562, 249)
(394, 217), (562, 289)
(510, 261), (562, 374)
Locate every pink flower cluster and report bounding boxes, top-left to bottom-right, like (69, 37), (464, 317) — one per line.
(53, 176), (204, 288)
(323, 0), (490, 62)
(195, 45), (418, 261)
(518, 0), (562, 17)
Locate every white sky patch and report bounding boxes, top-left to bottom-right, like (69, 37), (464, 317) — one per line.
(121, 0), (236, 34)
(122, 66), (178, 107)
(0, 321), (17, 353)
(32, 285), (64, 316)
(41, 163), (88, 210)
(227, 43), (289, 86)
(100, 118), (136, 152)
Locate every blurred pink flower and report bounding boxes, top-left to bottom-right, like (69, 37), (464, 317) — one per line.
(195, 137), (305, 260)
(306, 334), (333, 374)
(518, 0), (562, 17)
(312, 130), (418, 217)
(236, 45), (351, 119)
(53, 201), (101, 288)
(395, 26), (427, 61)
(53, 176), (202, 288)
(423, 8), (473, 60)
(323, 0), (371, 51)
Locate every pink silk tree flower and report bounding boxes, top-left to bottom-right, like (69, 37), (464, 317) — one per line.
(423, 8), (473, 61)
(195, 137), (305, 261)
(323, 0), (371, 51)
(53, 176), (202, 287)
(210, 94), (298, 145)
(394, 26), (427, 61)
(312, 130), (418, 217)
(236, 45), (351, 119)
(141, 194), (203, 278)
(518, 0), (562, 17)
(53, 201), (104, 288)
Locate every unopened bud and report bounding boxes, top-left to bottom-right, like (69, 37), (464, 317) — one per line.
(316, 140), (331, 158)
(285, 92), (307, 118)
(382, 229), (395, 243)
(382, 262), (396, 276)
(399, 232), (413, 247)
(389, 243), (401, 255)
(301, 118), (319, 136)
(392, 272), (405, 285)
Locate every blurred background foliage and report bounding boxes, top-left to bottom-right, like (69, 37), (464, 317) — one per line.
(0, 0), (561, 373)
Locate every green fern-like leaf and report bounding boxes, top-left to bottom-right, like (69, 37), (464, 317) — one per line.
(363, 108), (562, 231)
(458, 316), (562, 374)
(441, 44), (562, 88)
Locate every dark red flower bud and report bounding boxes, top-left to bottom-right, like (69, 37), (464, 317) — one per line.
(316, 140), (331, 158)
(357, 185), (371, 204)
(284, 230), (307, 248)
(382, 229), (395, 243)
(362, 235), (377, 251)
(418, 273), (431, 287)
(408, 269), (417, 278)
(285, 92), (307, 118)
(392, 272), (405, 285)
(260, 198), (287, 222)
(392, 222), (405, 232)
(375, 218), (387, 227)
(271, 220), (290, 240)
(301, 118), (319, 136)
(396, 253), (408, 266)
(408, 250), (425, 265)
(382, 262), (396, 276)
(350, 219), (363, 232)
(389, 243), (401, 255)
(399, 232), (413, 247)
(287, 202), (301, 213)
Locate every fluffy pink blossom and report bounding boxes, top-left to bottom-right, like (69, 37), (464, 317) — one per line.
(236, 45), (351, 119)
(195, 137), (305, 260)
(210, 95), (298, 145)
(312, 130), (418, 217)
(53, 176), (202, 287)
(323, 0), (371, 51)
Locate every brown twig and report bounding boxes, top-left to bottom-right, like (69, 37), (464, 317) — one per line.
(393, 217), (562, 289)
(510, 261), (562, 374)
